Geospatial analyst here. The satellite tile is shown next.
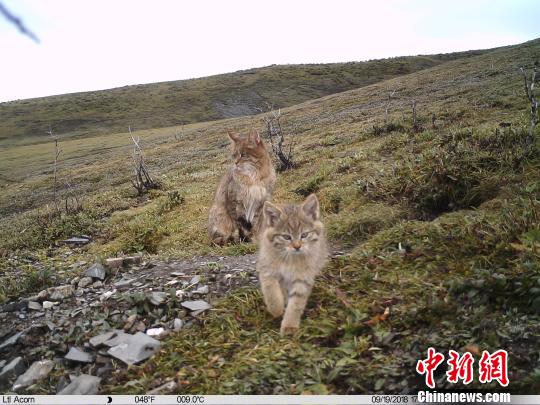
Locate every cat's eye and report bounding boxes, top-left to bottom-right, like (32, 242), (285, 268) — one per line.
(282, 234), (292, 240)
(301, 232), (310, 239)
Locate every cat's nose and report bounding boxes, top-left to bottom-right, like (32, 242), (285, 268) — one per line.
(291, 240), (302, 250)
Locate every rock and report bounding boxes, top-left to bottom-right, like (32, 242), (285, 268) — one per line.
(181, 300), (212, 312)
(61, 237), (90, 245)
(27, 301), (42, 311)
(92, 281), (103, 288)
(175, 290), (184, 300)
(37, 290), (48, 301)
(85, 263), (106, 280)
(102, 331), (132, 347)
(64, 347), (93, 363)
(78, 277), (93, 288)
(57, 374), (101, 395)
(148, 380), (178, 394)
(189, 275), (201, 285)
(124, 255), (142, 265)
(1, 300), (27, 312)
(89, 331), (119, 348)
(173, 318), (184, 332)
(70, 277), (80, 286)
(148, 291), (167, 306)
(114, 278), (136, 288)
(134, 321), (146, 332)
(107, 332), (161, 365)
(105, 257), (123, 269)
(49, 285), (74, 301)
(194, 285), (209, 294)
(0, 331), (24, 351)
(0, 357), (26, 388)
(12, 360), (54, 392)
(123, 314), (137, 331)
(100, 290), (116, 301)
(146, 328), (167, 339)
(42, 301), (57, 310)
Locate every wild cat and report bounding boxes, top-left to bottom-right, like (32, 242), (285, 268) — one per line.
(257, 194), (329, 335)
(208, 129), (276, 245)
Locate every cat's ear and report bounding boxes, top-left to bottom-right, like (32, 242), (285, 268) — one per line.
(228, 131), (241, 142)
(249, 128), (262, 145)
(302, 194), (320, 220)
(263, 201), (282, 227)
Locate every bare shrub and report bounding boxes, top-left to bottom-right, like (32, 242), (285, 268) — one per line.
(519, 66), (538, 158)
(261, 106), (297, 171)
(129, 126), (161, 195)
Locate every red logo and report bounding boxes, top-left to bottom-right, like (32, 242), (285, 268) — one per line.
(416, 347), (445, 389)
(417, 348), (509, 388)
(446, 350), (474, 384)
(478, 350), (509, 387)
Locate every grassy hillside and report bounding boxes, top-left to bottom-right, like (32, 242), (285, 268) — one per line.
(0, 38), (539, 393)
(0, 48), (490, 148)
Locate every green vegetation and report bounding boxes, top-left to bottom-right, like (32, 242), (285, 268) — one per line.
(1, 38), (539, 393)
(0, 48), (490, 148)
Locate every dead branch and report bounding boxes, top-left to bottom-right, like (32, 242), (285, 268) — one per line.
(129, 126), (161, 195)
(261, 105), (297, 171)
(47, 126), (61, 212)
(519, 66), (538, 158)
(0, 1), (39, 42)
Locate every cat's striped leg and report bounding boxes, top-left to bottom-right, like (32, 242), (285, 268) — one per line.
(280, 279), (313, 335)
(259, 273), (284, 318)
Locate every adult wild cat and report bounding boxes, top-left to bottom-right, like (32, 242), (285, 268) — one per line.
(208, 129), (276, 245)
(257, 194), (328, 335)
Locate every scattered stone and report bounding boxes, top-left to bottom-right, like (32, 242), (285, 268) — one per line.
(105, 257), (123, 269)
(194, 285), (209, 294)
(148, 380), (178, 394)
(148, 291), (167, 306)
(146, 328), (167, 339)
(27, 301), (42, 311)
(124, 255), (143, 265)
(12, 360), (55, 392)
(181, 300), (212, 312)
(1, 300), (27, 312)
(85, 263), (106, 280)
(102, 331), (132, 347)
(57, 374), (101, 395)
(134, 321), (146, 332)
(0, 331), (24, 351)
(123, 314), (137, 331)
(49, 285), (74, 301)
(70, 277), (80, 286)
(42, 301), (57, 310)
(114, 277), (136, 288)
(189, 275), (201, 285)
(61, 236), (90, 245)
(92, 281), (103, 288)
(37, 290), (48, 301)
(175, 290), (184, 299)
(65, 347), (93, 363)
(107, 332), (161, 365)
(89, 331), (118, 348)
(100, 290), (116, 301)
(78, 277), (93, 288)
(0, 357), (26, 388)
(173, 318), (184, 332)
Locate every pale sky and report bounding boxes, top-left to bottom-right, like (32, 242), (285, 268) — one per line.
(1, 0), (539, 103)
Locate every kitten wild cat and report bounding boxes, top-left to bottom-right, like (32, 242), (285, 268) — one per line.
(208, 129), (276, 245)
(257, 194), (328, 335)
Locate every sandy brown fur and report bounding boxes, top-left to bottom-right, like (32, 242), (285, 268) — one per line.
(256, 194), (328, 335)
(208, 129), (276, 245)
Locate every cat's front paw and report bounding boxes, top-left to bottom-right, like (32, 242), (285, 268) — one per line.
(280, 323), (299, 336)
(266, 304), (284, 318)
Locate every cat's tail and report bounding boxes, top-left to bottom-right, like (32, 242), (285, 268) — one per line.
(208, 204), (239, 246)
